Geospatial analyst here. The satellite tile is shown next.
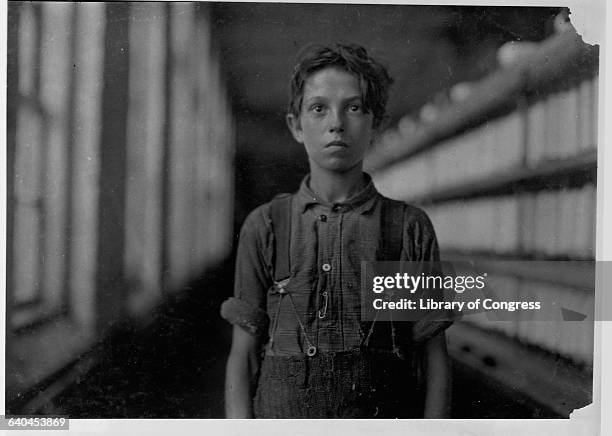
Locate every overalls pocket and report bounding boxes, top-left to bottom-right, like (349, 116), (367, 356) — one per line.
(253, 355), (309, 418)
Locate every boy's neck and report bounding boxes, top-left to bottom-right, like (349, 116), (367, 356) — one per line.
(308, 163), (367, 204)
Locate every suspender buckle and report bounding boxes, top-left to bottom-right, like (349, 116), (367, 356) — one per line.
(273, 277), (291, 294)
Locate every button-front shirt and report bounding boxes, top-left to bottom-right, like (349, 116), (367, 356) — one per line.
(232, 173), (441, 356)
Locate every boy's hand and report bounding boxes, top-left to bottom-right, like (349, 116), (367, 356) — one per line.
(225, 325), (261, 418)
(422, 331), (451, 418)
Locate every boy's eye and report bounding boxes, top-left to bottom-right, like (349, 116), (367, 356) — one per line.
(310, 104), (325, 113)
(308, 103), (325, 113)
(348, 104), (362, 112)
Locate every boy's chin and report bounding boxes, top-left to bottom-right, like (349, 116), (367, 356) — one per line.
(311, 158), (363, 174)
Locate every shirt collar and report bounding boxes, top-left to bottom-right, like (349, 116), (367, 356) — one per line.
(295, 173), (379, 215)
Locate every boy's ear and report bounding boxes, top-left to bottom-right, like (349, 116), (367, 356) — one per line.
(286, 113), (304, 144)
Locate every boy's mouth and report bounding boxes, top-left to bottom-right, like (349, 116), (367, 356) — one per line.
(326, 140), (348, 148)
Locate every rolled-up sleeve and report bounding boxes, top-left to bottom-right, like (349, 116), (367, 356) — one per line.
(220, 205), (273, 341)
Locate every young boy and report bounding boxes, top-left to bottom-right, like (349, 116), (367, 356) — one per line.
(222, 43), (451, 419)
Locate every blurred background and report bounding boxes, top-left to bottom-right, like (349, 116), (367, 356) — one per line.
(6, 2), (598, 418)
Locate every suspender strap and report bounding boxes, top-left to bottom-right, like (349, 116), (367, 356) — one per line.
(270, 194), (293, 281)
(363, 197), (406, 349)
(379, 198), (405, 261)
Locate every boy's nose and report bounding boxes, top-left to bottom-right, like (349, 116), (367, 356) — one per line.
(328, 109), (345, 133)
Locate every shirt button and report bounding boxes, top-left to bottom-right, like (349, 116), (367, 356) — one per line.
(322, 263), (331, 272)
(319, 214), (327, 222)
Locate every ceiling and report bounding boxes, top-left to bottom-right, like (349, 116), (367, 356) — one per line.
(210, 4), (561, 125)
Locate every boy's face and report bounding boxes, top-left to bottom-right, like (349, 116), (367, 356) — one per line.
(286, 67), (375, 174)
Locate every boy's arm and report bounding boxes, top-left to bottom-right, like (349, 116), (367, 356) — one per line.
(403, 205), (451, 417)
(225, 325), (261, 418)
(223, 206), (272, 418)
(422, 330), (451, 418)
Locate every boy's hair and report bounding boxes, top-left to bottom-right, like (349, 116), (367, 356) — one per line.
(288, 43), (394, 129)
